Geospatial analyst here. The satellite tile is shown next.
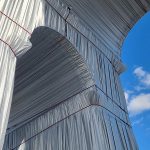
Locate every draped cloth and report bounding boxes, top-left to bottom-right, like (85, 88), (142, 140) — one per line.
(2, 27), (137, 150)
(0, 44), (16, 149)
(0, 0), (147, 149)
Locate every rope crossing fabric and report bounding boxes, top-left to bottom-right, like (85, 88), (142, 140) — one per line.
(3, 27), (137, 150)
(0, 0), (150, 149)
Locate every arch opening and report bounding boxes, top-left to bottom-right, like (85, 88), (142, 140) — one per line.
(8, 26), (94, 129)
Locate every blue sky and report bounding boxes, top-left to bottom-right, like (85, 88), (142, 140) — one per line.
(121, 11), (150, 150)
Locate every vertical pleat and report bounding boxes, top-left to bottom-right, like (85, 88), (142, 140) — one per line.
(0, 0), (147, 149)
(0, 42), (16, 150)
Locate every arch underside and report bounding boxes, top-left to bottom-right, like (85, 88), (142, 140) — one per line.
(0, 0), (150, 149)
(3, 27), (137, 150)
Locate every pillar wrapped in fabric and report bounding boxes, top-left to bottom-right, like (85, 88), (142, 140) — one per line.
(0, 0), (150, 150)
(0, 43), (16, 150)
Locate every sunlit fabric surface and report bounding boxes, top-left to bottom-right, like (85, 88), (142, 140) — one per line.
(3, 27), (137, 150)
(0, 44), (16, 149)
(0, 0), (150, 149)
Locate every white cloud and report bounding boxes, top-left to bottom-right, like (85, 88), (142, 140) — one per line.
(127, 93), (150, 116)
(133, 67), (150, 86)
(134, 67), (146, 77)
(124, 90), (134, 105)
(123, 67), (150, 117)
(142, 74), (150, 86)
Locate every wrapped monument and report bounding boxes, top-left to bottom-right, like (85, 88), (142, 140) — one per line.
(0, 0), (150, 149)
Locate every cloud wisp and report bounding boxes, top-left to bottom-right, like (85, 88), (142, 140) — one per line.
(134, 67), (150, 86)
(124, 66), (150, 116)
(127, 93), (150, 116)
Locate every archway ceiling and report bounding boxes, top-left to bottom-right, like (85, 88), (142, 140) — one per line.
(63, 0), (150, 52)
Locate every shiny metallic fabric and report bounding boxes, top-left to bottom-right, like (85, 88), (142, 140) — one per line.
(0, 0), (150, 149)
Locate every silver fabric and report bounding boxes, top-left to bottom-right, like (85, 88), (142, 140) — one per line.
(2, 27), (136, 150)
(3, 89), (137, 150)
(0, 0), (150, 149)
(0, 43), (16, 149)
(8, 27), (94, 128)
